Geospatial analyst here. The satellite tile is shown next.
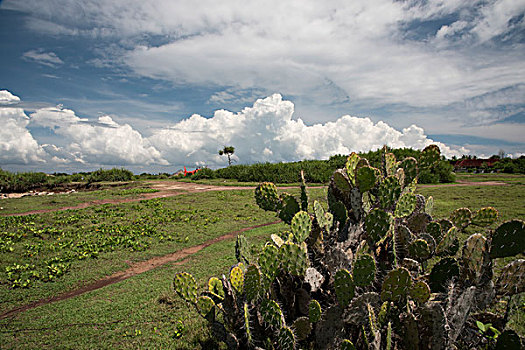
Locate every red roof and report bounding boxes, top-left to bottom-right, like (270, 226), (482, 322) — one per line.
(453, 159), (499, 168)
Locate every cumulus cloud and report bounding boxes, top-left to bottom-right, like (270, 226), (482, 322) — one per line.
(22, 49), (64, 67)
(149, 94), (467, 168)
(0, 91), (46, 164)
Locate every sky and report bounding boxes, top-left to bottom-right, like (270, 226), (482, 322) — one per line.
(0, 0), (524, 173)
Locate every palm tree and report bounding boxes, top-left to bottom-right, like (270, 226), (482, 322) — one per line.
(219, 146), (235, 166)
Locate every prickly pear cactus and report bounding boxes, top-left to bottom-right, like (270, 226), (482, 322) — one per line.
(171, 145), (525, 349)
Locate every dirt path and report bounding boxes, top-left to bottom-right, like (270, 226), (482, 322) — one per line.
(0, 220), (281, 320)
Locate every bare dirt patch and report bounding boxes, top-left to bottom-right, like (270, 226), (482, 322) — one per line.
(0, 220), (281, 319)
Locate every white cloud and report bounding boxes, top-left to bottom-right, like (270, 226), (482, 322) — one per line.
(0, 91), (46, 164)
(149, 94), (467, 168)
(471, 0), (525, 43)
(22, 49), (64, 67)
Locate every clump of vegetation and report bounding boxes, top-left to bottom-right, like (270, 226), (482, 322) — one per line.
(219, 146), (236, 166)
(494, 156), (525, 174)
(86, 168), (134, 183)
(172, 145), (524, 349)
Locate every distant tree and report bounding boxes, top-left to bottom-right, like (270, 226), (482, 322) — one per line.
(219, 146), (235, 166)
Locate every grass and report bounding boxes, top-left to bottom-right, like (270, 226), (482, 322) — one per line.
(0, 174), (523, 348)
(173, 177), (326, 187)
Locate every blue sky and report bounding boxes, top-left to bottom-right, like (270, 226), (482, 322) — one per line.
(1, 0), (524, 173)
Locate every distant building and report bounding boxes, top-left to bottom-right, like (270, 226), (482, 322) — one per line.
(452, 158), (499, 172)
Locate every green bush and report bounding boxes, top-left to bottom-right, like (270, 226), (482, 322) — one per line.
(86, 168), (134, 183)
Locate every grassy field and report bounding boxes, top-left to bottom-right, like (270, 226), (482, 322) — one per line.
(0, 175), (524, 348)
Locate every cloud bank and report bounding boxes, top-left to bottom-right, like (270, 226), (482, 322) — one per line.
(0, 90), (468, 171)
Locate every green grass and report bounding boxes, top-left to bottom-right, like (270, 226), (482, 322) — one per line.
(455, 172), (525, 184)
(174, 177), (326, 187)
(0, 175), (523, 348)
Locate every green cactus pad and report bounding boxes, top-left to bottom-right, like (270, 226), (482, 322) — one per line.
(333, 169), (352, 194)
(450, 207), (472, 229)
(398, 157), (418, 185)
(346, 152), (361, 185)
(244, 264), (261, 302)
(259, 244), (280, 281)
(243, 302), (252, 344)
(396, 167), (405, 187)
(408, 239), (431, 261)
(292, 316), (312, 341)
(365, 208), (394, 244)
(291, 211), (312, 243)
(309, 299), (322, 323)
(197, 295), (215, 318)
(426, 221), (442, 242)
(461, 233), (489, 283)
(377, 176), (401, 210)
(438, 219), (453, 234)
(350, 187), (363, 221)
(353, 254), (376, 287)
(408, 280), (431, 304)
(356, 166), (377, 193)
(425, 195), (434, 216)
(334, 269), (355, 307)
(173, 272), (198, 303)
(300, 170), (309, 212)
(419, 144), (441, 168)
(279, 242), (308, 276)
(278, 325), (296, 350)
(380, 268), (412, 303)
(384, 151), (397, 177)
(495, 329), (523, 350)
(343, 292), (381, 326)
(407, 212), (431, 234)
(255, 182), (281, 211)
(471, 207), (498, 227)
(260, 299), (284, 328)
(428, 257), (460, 293)
(235, 234), (249, 264)
(436, 226), (460, 256)
(394, 225), (413, 261)
(330, 200), (348, 228)
(496, 259), (524, 296)
(208, 277), (224, 300)
(490, 219), (525, 258)
(271, 234), (285, 247)
(394, 192), (417, 218)
(229, 265), (244, 294)
(341, 339), (356, 350)
(279, 193), (301, 224)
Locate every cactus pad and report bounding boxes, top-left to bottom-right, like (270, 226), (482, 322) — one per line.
(438, 219), (453, 234)
(309, 299), (322, 323)
(341, 339), (357, 350)
(398, 157), (418, 185)
(244, 264), (261, 302)
(278, 326), (296, 350)
(305, 267), (324, 292)
(450, 208), (472, 230)
(229, 265), (244, 294)
(495, 259), (524, 296)
(197, 295), (215, 318)
(335, 269), (355, 307)
(291, 211), (312, 243)
(419, 144), (440, 168)
(426, 221), (442, 242)
(471, 207), (498, 227)
(292, 316), (312, 341)
(377, 176), (401, 209)
(343, 292), (381, 326)
(279, 242), (308, 276)
(208, 277), (224, 300)
(235, 234), (249, 264)
(279, 193), (301, 224)
(330, 200), (348, 229)
(271, 234), (285, 247)
(490, 219), (525, 258)
(461, 233), (489, 283)
(255, 182), (281, 211)
(436, 226), (460, 256)
(300, 170), (309, 212)
(314, 200), (333, 232)
(380, 268), (412, 303)
(356, 166), (377, 193)
(260, 298), (284, 328)
(243, 302), (252, 344)
(365, 208), (394, 244)
(259, 244), (280, 281)
(408, 239), (431, 261)
(384, 151), (397, 177)
(173, 272), (198, 303)
(346, 152), (361, 185)
(333, 169), (352, 194)
(407, 212), (431, 234)
(428, 257), (459, 293)
(353, 254), (376, 287)
(394, 192), (417, 218)
(425, 195), (434, 216)
(408, 280), (431, 304)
